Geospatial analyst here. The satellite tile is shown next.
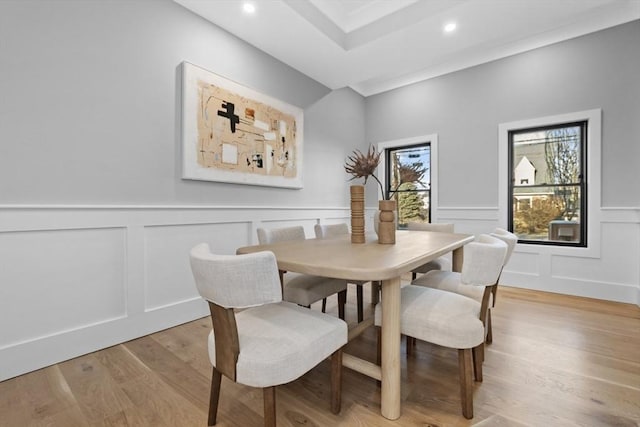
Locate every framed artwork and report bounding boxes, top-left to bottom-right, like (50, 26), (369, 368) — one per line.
(181, 61), (303, 188)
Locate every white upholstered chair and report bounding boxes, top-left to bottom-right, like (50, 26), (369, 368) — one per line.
(190, 244), (347, 427)
(257, 226), (348, 319)
(375, 234), (507, 419)
(406, 222), (455, 280)
(314, 223), (371, 322)
(411, 228), (517, 344)
(313, 223), (349, 238)
(485, 228), (517, 343)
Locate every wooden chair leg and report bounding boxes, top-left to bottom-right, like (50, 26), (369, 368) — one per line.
(492, 285), (498, 307)
(356, 284), (364, 323)
(472, 345), (483, 382)
(376, 327), (382, 365)
(406, 335), (416, 355)
(321, 298), (327, 313)
(370, 281), (380, 305)
(458, 348), (474, 419)
(331, 348), (343, 414)
(208, 368), (222, 426)
(376, 327), (382, 387)
(471, 345), (483, 373)
(486, 309), (493, 344)
(337, 290), (347, 320)
(263, 386), (276, 427)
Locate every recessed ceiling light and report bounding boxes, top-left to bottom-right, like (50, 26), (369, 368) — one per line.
(443, 22), (457, 33)
(243, 2), (256, 14)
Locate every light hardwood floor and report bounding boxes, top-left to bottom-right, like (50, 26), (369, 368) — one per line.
(1, 285), (639, 427)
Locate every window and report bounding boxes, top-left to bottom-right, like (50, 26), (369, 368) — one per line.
(499, 109), (601, 256)
(377, 134), (439, 229)
(384, 143), (431, 227)
(508, 121), (587, 246)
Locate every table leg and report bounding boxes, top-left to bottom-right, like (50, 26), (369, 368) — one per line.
(452, 246), (464, 272)
(380, 276), (401, 420)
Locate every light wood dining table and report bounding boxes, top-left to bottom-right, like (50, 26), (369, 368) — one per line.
(237, 229), (474, 420)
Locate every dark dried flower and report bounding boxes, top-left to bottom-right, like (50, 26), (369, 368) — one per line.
(345, 146), (429, 200)
(344, 146), (385, 196)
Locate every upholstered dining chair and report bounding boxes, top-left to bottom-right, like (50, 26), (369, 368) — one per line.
(406, 222), (455, 280)
(257, 226), (348, 320)
(411, 228), (517, 344)
(190, 244), (347, 427)
(485, 228), (517, 343)
(314, 223), (373, 322)
(375, 234), (507, 419)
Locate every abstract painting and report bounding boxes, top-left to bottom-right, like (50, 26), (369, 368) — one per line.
(181, 62), (303, 188)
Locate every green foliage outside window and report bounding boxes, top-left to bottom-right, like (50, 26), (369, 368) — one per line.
(396, 182), (427, 226)
(513, 196), (562, 237)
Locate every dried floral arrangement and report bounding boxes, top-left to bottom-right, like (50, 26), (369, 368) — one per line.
(345, 146), (427, 200)
(344, 146), (385, 197)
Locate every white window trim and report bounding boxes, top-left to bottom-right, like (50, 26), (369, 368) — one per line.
(376, 134), (439, 222)
(498, 109), (602, 258)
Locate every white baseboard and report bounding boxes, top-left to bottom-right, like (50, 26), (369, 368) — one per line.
(0, 299), (208, 381)
(502, 272), (639, 305)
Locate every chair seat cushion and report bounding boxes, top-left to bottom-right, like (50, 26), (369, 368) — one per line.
(411, 270), (489, 304)
(208, 301), (347, 388)
(283, 272), (347, 306)
(374, 285), (485, 349)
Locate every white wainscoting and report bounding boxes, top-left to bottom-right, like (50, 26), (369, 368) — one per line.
(0, 205), (358, 381)
(1, 204), (638, 381)
(439, 206), (640, 306)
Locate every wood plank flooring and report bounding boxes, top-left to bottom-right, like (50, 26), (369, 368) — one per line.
(1, 285), (639, 426)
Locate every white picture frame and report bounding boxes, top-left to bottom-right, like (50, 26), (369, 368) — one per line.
(181, 62), (304, 189)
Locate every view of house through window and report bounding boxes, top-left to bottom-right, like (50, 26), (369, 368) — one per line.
(509, 121), (587, 246)
(384, 144), (431, 227)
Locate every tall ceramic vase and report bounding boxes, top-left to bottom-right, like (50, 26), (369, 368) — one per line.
(377, 199), (396, 244)
(350, 185), (365, 243)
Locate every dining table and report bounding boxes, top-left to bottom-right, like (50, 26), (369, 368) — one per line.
(236, 228), (474, 420)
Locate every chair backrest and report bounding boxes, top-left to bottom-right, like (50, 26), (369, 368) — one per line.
(314, 223), (349, 239)
(257, 226), (306, 244)
(490, 228), (517, 265)
(407, 222), (454, 233)
(460, 234), (507, 286)
(190, 243), (282, 308)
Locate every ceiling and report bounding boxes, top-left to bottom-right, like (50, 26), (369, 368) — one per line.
(174, 0), (640, 96)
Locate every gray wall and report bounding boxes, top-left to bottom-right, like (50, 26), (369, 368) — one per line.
(365, 20), (640, 208)
(0, 0), (365, 207)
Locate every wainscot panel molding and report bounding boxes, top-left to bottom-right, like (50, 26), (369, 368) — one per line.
(1, 204), (637, 380)
(435, 206), (640, 306)
(0, 204), (364, 381)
